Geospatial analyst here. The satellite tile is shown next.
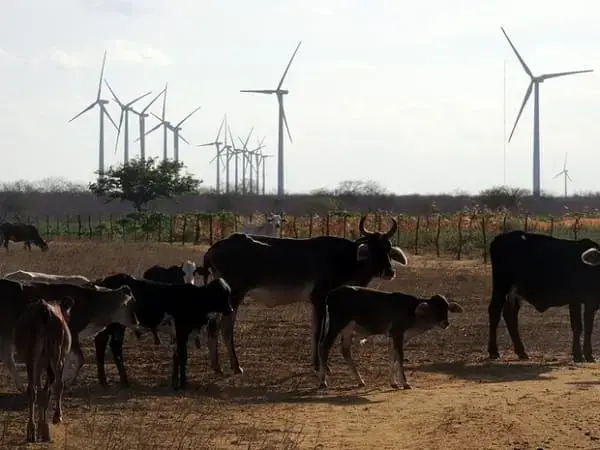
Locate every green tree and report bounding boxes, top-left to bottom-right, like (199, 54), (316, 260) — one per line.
(89, 157), (202, 211)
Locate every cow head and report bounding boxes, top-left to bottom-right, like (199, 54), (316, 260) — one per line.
(181, 260), (197, 284)
(37, 240), (49, 252)
(581, 247), (600, 266)
(414, 294), (464, 330)
(355, 216), (408, 280)
(110, 285), (140, 331)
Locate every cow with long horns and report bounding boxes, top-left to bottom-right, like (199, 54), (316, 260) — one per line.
(198, 215), (408, 376)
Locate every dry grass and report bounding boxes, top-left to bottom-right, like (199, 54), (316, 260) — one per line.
(1, 242), (600, 449)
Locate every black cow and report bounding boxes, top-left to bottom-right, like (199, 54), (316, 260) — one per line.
(94, 273), (233, 389)
(488, 230), (600, 362)
(199, 215), (408, 376)
(317, 286), (463, 389)
(143, 261), (197, 285)
(0, 223), (49, 252)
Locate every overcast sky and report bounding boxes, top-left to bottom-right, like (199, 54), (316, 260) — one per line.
(1, 0), (599, 195)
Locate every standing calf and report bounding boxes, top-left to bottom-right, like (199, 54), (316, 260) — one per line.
(14, 298), (72, 443)
(318, 286), (463, 390)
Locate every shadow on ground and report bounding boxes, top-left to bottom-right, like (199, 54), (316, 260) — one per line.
(417, 359), (566, 382)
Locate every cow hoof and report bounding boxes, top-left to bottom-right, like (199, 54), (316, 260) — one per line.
(233, 367), (244, 375)
(487, 352), (500, 360)
(517, 353), (529, 361)
(403, 383), (412, 390)
(390, 382), (399, 389)
(357, 381), (365, 388)
(52, 414), (62, 424)
(585, 355), (596, 363)
(574, 355), (585, 363)
(319, 381), (327, 389)
(211, 367), (224, 376)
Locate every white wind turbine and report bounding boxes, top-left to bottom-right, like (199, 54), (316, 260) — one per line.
(236, 127), (254, 194)
(251, 137), (267, 194)
(130, 87), (166, 160)
(240, 41), (302, 197)
(501, 26), (593, 198)
(553, 153), (572, 198)
(68, 50), (118, 176)
(151, 105), (202, 163)
(258, 151), (274, 195)
(104, 80), (152, 164)
(197, 115), (227, 194)
(137, 83), (169, 160)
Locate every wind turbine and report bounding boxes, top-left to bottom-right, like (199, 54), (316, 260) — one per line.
(104, 80), (152, 164)
(501, 26), (593, 197)
(258, 152), (274, 195)
(137, 83), (169, 160)
(130, 87), (166, 160)
(227, 127), (243, 194)
(252, 137), (267, 194)
(240, 41), (302, 197)
(197, 115), (227, 194)
(152, 105), (202, 162)
(237, 127), (254, 194)
(68, 50), (118, 176)
(553, 153), (572, 197)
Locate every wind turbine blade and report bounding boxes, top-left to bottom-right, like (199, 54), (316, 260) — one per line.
(103, 105), (119, 130)
(142, 122), (162, 138)
(209, 154), (219, 164)
(161, 83), (168, 119)
(142, 88), (166, 113)
(68, 102), (97, 122)
(150, 112), (163, 122)
(244, 127), (254, 149)
(127, 91), (152, 107)
(567, 173), (573, 182)
(277, 41), (302, 90)
(508, 81), (533, 143)
(238, 137), (246, 148)
(215, 115), (226, 141)
(564, 153), (568, 171)
(104, 80), (124, 107)
(540, 69), (594, 81)
(228, 126), (236, 150)
(176, 105), (202, 128)
(259, 136), (266, 147)
(178, 134), (191, 145)
(196, 142), (216, 147)
(96, 50), (107, 100)
(553, 171), (563, 179)
(500, 27), (533, 79)
(114, 110), (125, 154)
(279, 100), (293, 143)
(240, 89), (277, 94)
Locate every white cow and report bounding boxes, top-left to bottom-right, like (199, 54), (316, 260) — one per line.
(182, 260), (197, 285)
(241, 213), (286, 237)
(4, 270), (91, 286)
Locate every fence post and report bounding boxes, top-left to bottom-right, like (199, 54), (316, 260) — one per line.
(326, 213), (330, 236)
(343, 214), (347, 238)
(208, 215), (214, 245)
(308, 215), (313, 238)
(66, 215), (70, 238)
(77, 215), (82, 239)
(88, 215), (93, 239)
(524, 214), (529, 233)
(573, 217), (580, 240)
(414, 216), (421, 255)
(502, 215), (507, 233)
(457, 215), (463, 260)
(55, 216), (60, 237)
(293, 216), (298, 238)
(181, 215), (187, 245)
(169, 215), (175, 244)
(435, 215), (442, 257)
(549, 217), (554, 237)
(481, 215), (488, 264)
(109, 215), (114, 240)
(46, 216), (50, 239)
(396, 215), (401, 247)
(194, 214), (201, 245)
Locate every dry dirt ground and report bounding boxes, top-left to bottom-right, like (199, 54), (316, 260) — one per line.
(1, 242), (600, 449)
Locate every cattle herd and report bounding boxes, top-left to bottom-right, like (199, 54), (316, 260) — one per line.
(3, 213), (600, 443)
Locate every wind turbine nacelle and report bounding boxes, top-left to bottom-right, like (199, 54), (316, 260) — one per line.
(99, 99), (110, 105)
(279, 89), (290, 95)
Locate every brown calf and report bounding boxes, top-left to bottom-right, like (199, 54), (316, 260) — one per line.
(14, 298), (73, 443)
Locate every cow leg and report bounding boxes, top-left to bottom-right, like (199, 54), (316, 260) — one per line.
(26, 364), (36, 442)
(206, 318), (223, 375)
(172, 327), (190, 390)
(502, 294), (528, 360)
(38, 376), (51, 442)
(52, 363), (66, 424)
(220, 307), (243, 375)
(569, 302), (584, 362)
(340, 325), (364, 387)
(392, 333), (411, 390)
(487, 289), (507, 359)
(388, 337), (399, 388)
(317, 317), (341, 389)
(94, 329), (111, 386)
(108, 326), (129, 386)
(1, 341), (25, 392)
(310, 294), (331, 374)
(582, 303), (597, 362)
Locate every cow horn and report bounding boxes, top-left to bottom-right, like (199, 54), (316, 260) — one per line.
(385, 218), (398, 238)
(358, 216), (373, 236)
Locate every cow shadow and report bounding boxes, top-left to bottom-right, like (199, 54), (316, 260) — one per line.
(417, 359), (563, 382)
(0, 392), (27, 412)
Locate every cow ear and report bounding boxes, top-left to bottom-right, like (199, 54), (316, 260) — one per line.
(447, 302), (464, 313)
(356, 243), (370, 261)
(581, 248), (600, 266)
(415, 302), (430, 316)
(390, 246), (408, 266)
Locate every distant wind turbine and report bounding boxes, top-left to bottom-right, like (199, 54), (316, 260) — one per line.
(237, 127), (254, 194)
(501, 26), (593, 197)
(553, 153), (572, 198)
(104, 80), (152, 164)
(197, 115), (227, 194)
(130, 87), (166, 160)
(240, 41), (302, 197)
(152, 105), (202, 162)
(68, 50), (118, 176)
(252, 137), (267, 194)
(137, 83), (169, 160)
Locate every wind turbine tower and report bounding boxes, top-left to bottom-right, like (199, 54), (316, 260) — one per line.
(553, 153), (572, 198)
(240, 41), (302, 197)
(68, 50), (118, 176)
(104, 80), (152, 164)
(157, 105), (202, 162)
(237, 127), (254, 194)
(197, 115), (226, 194)
(501, 26), (593, 197)
(138, 83), (169, 160)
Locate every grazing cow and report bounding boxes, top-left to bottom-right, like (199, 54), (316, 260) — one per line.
(488, 230), (600, 362)
(241, 212), (286, 237)
(0, 281), (139, 388)
(14, 298), (72, 442)
(4, 270), (91, 286)
(200, 215), (408, 376)
(0, 223), (49, 252)
(317, 286), (464, 389)
(94, 274), (233, 389)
